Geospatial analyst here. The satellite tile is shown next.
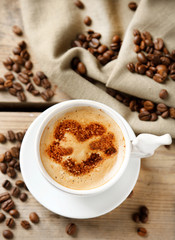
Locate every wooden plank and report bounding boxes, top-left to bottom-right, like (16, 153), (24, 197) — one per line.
(0, 112), (174, 239)
(0, 0), (70, 108)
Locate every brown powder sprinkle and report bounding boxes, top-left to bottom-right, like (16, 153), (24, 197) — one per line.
(54, 120), (106, 142)
(46, 120), (117, 176)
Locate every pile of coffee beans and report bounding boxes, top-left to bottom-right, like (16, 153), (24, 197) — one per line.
(132, 205), (149, 237)
(127, 29), (175, 84)
(0, 25), (54, 102)
(0, 129), (40, 239)
(106, 87), (175, 121)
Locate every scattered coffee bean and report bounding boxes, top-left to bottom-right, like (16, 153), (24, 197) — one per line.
(21, 220), (31, 229)
(20, 49), (30, 60)
(18, 40), (26, 49)
(9, 159), (17, 168)
(25, 60), (33, 70)
(4, 80), (13, 88)
(9, 209), (19, 218)
(132, 213), (140, 223)
(74, 0), (84, 9)
(0, 162), (8, 174)
(15, 132), (24, 142)
(139, 206), (149, 215)
(0, 153), (5, 162)
(7, 131), (15, 142)
(2, 180), (12, 190)
(17, 91), (26, 102)
(139, 111), (151, 121)
(4, 72), (15, 81)
(170, 107), (175, 119)
(7, 167), (16, 179)
(0, 133), (6, 143)
(12, 25), (23, 36)
(19, 193), (28, 202)
(2, 199), (15, 212)
(159, 89), (168, 99)
(128, 2), (137, 11)
(15, 180), (24, 188)
(140, 213), (148, 223)
(8, 88), (17, 96)
(137, 227), (147, 237)
(3, 229), (13, 239)
(66, 223), (77, 236)
(6, 218), (15, 229)
(14, 162), (20, 172)
(13, 55), (24, 65)
(29, 212), (39, 223)
(12, 63), (21, 73)
(10, 147), (19, 159)
(77, 62), (86, 75)
(157, 103), (168, 113)
(11, 187), (20, 198)
(0, 212), (6, 223)
(84, 16), (92, 26)
(143, 100), (154, 111)
(127, 63), (135, 73)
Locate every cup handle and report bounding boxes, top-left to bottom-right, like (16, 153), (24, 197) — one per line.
(130, 133), (172, 158)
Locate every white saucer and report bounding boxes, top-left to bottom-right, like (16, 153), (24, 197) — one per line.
(20, 104), (140, 219)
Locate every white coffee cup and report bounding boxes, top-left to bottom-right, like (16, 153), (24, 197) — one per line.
(35, 100), (172, 196)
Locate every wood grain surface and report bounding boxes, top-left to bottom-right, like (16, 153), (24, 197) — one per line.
(0, 0), (70, 108)
(0, 112), (174, 240)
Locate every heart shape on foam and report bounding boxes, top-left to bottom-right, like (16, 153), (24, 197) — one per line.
(46, 119), (117, 176)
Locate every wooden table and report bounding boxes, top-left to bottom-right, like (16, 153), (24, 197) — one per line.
(0, 0), (175, 239)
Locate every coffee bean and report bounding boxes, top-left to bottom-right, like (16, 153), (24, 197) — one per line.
(36, 71), (46, 80)
(66, 223), (77, 236)
(161, 110), (169, 119)
(110, 42), (120, 51)
(140, 213), (148, 223)
(132, 213), (140, 223)
(5, 151), (12, 162)
(106, 88), (117, 97)
(0, 163), (8, 174)
(154, 38), (164, 50)
(116, 94), (124, 102)
(0, 77), (5, 85)
(74, 0), (84, 9)
(22, 69), (33, 76)
(7, 131), (15, 142)
(159, 89), (168, 99)
(3, 57), (14, 68)
(71, 57), (80, 69)
(137, 52), (147, 64)
(0, 193), (11, 203)
(0, 153), (5, 162)
(13, 55), (24, 65)
(169, 107), (175, 119)
(4, 80), (13, 88)
(92, 32), (101, 39)
(3, 229), (13, 239)
(12, 63), (21, 73)
(15, 132), (24, 142)
(12, 25), (23, 36)
(8, 88), (17, 96)
(133, 29), (140, 36)
(21, 220), (31, 229)
(6, 218), (15, 228)
(156, 64), (168, 75)
(0, 212), (6, 222)
(2, 199), (15, 212)
(12, 47), (22, 55)
(31, 89), (40, 96)
(4, 72), (15, 81)
(15, 180), (24, 188)
(144, 100), (154, 111)
(134, 35), (141, 45)
(112, 35), (121, 43)
(25, 60), (33, 70)
(128, 2), (137, 11)
(137, 227), (147, 237)
(140, 206), (149, 215)
(14, 162), (20, 171)
(127, 63), (135, 73)
(10, 147), (19, 158)
(0, 133), (6, 143)
(8, 159), (17, 168)
(138, 65), (147, 74)
(11, 187), (20, 198)
(84, 16), (91, 26)
(97, 45), (108, 54)
(20, 49), (30, 60)
(12, 82), (23, 91)
(9, 209), (19, 218)
(89, 38), (100, 48)
(153, 73), (166, 83)
(18, 72), (30, 84)
(41, 78), (51, 89)
(157, 103), (168, 113)
(7, 167), (16, 179)
(139, 111), (151, 121)
(160, 56), (171, 66)
(17, 91), (26, 102)
(19, 193), (28, 202)
(26, 83), (34, 92)
(134, 45), (140, 53)
(29, 212), (39, 223)
(2, 180), (12, 190)
(150, 113), (158, 121)
(77, 62), (86, 75)
(146, 70), (154, 78)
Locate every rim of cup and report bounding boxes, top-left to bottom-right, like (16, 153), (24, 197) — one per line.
(35, 99), (131, 196)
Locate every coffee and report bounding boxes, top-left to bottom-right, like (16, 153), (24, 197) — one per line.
(40, 107), (125, 190)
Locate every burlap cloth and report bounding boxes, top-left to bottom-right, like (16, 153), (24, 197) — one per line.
(20, 0), (175, 137)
